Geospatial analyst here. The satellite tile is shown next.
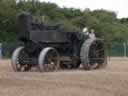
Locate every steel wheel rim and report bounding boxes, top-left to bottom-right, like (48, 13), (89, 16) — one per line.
(45, 50), (58, 71)
(88, 41), (105, 69)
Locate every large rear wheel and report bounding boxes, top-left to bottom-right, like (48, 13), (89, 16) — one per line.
(80, 39), (107, 70)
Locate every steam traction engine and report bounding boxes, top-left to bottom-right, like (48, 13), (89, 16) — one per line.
(11, 12), (106, 72)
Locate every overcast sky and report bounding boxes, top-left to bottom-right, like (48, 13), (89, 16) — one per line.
(41, 0), (127, 18)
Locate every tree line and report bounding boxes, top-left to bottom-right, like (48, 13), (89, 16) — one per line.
(0, 0), (128, 43)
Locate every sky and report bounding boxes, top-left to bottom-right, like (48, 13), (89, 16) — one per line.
(40, 0), (127, 18)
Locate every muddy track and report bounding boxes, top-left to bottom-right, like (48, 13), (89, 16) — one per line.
(0, 58), (128, 96)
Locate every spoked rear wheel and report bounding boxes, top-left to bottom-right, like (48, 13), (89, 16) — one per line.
(88, 40), (106, 69)
(11, 47), (32, 72)
(80, 39), (107, 70)
(38, 47), (60, 72)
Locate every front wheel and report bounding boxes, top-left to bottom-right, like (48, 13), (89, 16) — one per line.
(11, 47), (32, 72)
(38, 47), (60, 72)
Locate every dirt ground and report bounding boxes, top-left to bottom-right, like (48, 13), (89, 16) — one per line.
(0, 58), (128, 96)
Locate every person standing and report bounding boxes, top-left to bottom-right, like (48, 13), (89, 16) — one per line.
(89, 29), (96, 39)
(82, 27), (89, 35)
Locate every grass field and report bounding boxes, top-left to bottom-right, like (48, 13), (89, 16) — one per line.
(0, 58), (128, 96)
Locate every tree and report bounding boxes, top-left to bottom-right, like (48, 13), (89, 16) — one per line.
(0, 1), (127, 43)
